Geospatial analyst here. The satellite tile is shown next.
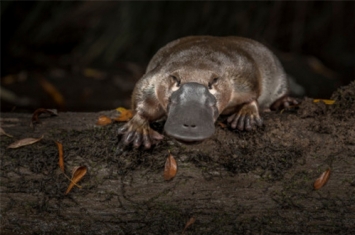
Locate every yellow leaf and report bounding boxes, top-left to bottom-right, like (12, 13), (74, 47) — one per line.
(313, 99), (335, 105)
(114, 107), (133, 122)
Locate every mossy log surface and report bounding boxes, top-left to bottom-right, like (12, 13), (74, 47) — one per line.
(1, 82), (355, 234)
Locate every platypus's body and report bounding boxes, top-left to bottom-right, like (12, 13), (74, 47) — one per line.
(118, 36), (297, 148)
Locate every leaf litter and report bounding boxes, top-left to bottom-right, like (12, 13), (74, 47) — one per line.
(164, 152), (177, 181)
(7, 136), (44, 149)
(65, 166), (87, 194)
(31, 108), (58, 126)
(114, 107), (133, 122)
(96, 115), (112, 126)
(55, 141), (65, 172)
(314, 168), (331, 190)
(0, 127), (13, 138)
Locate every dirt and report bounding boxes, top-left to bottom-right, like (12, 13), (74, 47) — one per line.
(1, 81), (355, 234)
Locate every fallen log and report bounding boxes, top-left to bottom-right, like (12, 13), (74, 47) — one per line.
(1, 82), (355, 234)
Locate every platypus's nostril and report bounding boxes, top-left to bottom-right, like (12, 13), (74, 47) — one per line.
(183, 123), (197, 128)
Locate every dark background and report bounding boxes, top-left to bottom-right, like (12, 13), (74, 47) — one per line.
(1, 1), (354, 112)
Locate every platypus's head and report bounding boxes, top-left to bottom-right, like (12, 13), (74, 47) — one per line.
(164, 82), (220, 144)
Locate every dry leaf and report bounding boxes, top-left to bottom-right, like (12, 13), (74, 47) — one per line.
(217, 122), (227, 128)
(7, 136), (43, 149)
(313, 99), (335, 105)
(55, 141), (64, 172)
(314, 169), (331, 190)
(0, 127), (13, 138)
(2, 74), (17, 85)
(182, 217), (196, 234)
(307, 57), (338, 79)
(96, 115), (112, 126)
(83, 68), (106, 80)
(38, 76), (65, 108)
(2, 71), (27, 85)
(65, 166), (87, 194)
(31, 108), (58, 125)
(114, 107), (133, 122)
(164, 153), (177, 180)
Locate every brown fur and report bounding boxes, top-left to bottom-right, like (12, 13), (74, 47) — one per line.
(119, 36), (296, 148)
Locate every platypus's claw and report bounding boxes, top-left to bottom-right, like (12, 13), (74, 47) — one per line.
(142, 129), (164, 149)
(271, 96), (299, 110)
(117, 115), (163, 149)
(227, 100), (263, 131)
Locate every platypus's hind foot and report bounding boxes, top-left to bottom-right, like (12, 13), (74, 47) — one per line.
(270, 96), (299, 110)
(227, 100), (263, 131)
(117, 115), (164, 149)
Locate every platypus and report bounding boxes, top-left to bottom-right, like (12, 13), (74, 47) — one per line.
(118, 36), (297, 148)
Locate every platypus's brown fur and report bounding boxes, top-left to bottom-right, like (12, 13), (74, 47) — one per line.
(118, 36), (298, 148)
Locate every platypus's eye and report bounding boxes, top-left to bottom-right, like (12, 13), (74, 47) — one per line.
(208, 77), (219, 89)
(170, 75), (181, 87)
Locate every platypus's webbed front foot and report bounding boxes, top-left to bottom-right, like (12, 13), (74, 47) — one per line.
(117, 114), (163, 149)
(227, 100), (263, 131)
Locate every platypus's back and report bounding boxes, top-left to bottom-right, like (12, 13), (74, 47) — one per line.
(147, 36), (288, 108)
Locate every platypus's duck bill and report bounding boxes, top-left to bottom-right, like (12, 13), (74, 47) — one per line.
(164, 82), (219, 143)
